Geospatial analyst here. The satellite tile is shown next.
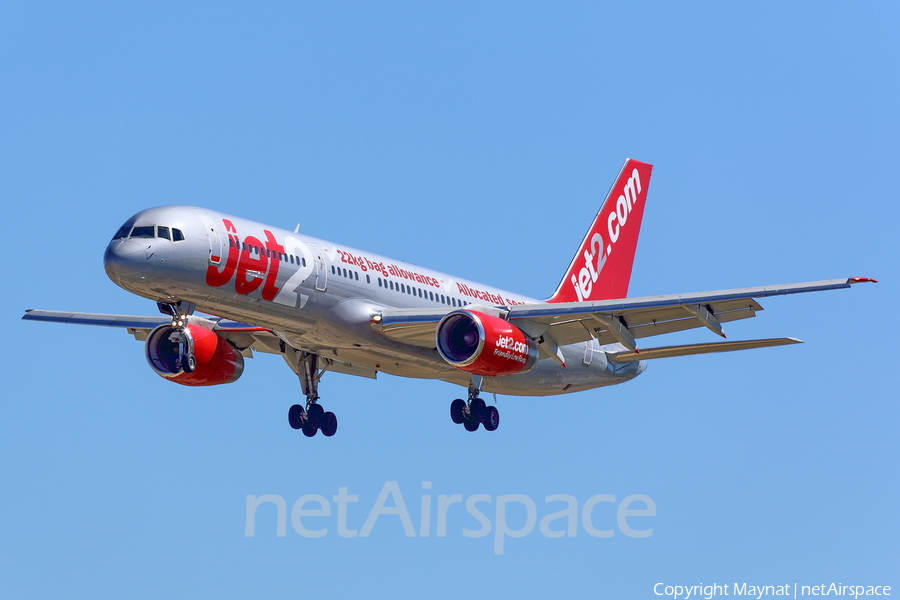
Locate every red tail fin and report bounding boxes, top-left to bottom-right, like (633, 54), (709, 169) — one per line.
(547, 159), (653, 303)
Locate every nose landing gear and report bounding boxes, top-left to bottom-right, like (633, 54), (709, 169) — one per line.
(450, 376), (500, 432)
(157, 301), (197, 372)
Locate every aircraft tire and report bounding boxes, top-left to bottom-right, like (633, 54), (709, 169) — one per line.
(463, 417), (480, 432)
(288, 404), (304, 429)
(301, 422), (318, 437)
(450, 399), (466, 424)
(470, 397), (486, 423)
(321, 412), (338, 437)
(307, 403), (325, 428)
(482, 406), (500, 431)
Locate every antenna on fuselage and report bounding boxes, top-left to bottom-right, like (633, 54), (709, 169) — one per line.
(294, 224), (300, 233)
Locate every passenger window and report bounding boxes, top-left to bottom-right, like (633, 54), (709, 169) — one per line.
(302, 258), (307, 267)
(131, 225), (154, 238)
(112, 225), (132, 240)
(355, 272), (359, 281)
(429, 292), (434, 301)
(157, 226), (171, 241)
(366, 274), (370, 284)
(331, 266), (336, 274)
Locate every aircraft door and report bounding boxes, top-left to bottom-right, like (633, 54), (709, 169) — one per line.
(307, 243), (328, 292)
(198, 214), (224, 266)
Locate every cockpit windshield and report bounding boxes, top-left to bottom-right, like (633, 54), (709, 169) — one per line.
(130, 226), (155, 238)
(112, 225), (132, 240)
(111, 225), (185, 241)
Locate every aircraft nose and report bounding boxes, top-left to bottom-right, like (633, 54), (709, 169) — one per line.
(104, 239), (151, 285)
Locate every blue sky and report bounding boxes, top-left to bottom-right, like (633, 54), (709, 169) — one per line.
(2, 2), (897, 598)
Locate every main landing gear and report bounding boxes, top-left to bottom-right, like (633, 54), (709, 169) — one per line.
(450, 376), (500, 432)
(287, 352), (338, 437)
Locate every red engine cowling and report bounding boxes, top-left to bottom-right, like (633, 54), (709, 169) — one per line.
(145, 323), (244, 386)
(436, 310), (538, 376)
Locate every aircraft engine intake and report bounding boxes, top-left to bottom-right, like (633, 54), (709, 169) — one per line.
(145, 323), (244, 386)
(436, 310), (538, 377)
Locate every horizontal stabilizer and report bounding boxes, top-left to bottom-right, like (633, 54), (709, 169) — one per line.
(607, 337), (802, 363)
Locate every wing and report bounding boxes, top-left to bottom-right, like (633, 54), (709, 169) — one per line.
(375, 277), (876, 355)
(21, 309), (377, 380)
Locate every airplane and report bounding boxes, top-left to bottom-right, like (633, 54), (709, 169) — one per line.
(22, 159), (875, 437)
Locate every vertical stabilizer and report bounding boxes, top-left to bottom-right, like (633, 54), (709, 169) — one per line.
(547, 159), (653, 303)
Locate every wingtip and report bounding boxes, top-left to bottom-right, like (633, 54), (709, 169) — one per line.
(849, 277), (877, 284)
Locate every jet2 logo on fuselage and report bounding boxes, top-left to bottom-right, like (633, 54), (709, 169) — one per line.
(205, 218), (312, 308)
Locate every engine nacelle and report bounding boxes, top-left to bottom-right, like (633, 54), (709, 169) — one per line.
(145, 323), (244, 386)
(436, 310), (538, 377)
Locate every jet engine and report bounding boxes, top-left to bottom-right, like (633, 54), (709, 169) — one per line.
(145, 323), (244, 386)
(436, 310), (538, 377)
